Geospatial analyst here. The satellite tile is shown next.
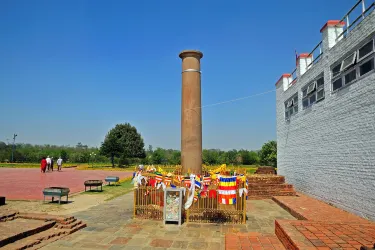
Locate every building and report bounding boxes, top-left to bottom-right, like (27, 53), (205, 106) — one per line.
(275, 1), (375, 221)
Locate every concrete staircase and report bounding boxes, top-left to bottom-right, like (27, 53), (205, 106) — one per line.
(0, 211), (86, 250)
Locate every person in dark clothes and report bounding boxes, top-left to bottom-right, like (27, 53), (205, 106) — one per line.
(50, 157), (54, 171)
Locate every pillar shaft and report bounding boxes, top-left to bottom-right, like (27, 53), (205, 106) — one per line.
(179, 50), (203, 175)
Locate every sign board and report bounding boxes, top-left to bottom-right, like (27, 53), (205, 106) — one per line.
(163, 187), (184, 225)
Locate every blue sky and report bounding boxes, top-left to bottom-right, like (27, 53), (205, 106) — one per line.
(0, 0), (353, 150)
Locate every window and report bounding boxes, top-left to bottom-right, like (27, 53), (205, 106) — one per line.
(341, 52), (357, 71)
(344, 69), (357, 84)
(358, 40), (374, 61)
(302, 75), (324, 109)
(285, 94), (298, 120)
(359, 57), (374, 76)
(331, 36), (375, 92)
(332, 64), (341, 78)
(332, 78), (343, 91)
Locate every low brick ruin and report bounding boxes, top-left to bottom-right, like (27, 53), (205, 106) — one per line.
(0, 210), (86, 249)
(247, 175), (296, 199)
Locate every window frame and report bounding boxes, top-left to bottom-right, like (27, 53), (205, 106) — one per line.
(302, 74), (324, 109)
(285, 93), (298, 120)
(340, 51), (357, 72)
(331, 36), (375, 93)
(358, 56), (375, 77)
(357, 39), (375, 62)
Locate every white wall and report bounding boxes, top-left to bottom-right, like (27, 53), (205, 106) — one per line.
(276, 11), (375, 220)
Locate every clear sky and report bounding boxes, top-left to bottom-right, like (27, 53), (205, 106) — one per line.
(0, 0), (353, 150)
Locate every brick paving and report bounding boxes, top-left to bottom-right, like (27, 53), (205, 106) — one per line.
(276, 220), (375, 250)
(40, 193), (295, 250)
(0, 168), (132, 200)
(273, 193), (372, 223)
(225, 232), (285, 250)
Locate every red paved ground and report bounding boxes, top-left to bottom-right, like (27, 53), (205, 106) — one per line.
(226, 232), (285, 250)
(0, 168), (132, 200)
(276, 220), (375, 250)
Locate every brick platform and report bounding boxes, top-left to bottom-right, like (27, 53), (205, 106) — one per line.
(272, 194), (371, 224)
(276, 220), (375, 250)
(225, 232), (285, 250)
(0, 168), (132, 200)
(247, 175), (296, 199)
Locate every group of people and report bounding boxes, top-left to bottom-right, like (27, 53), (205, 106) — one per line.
(40, 156), (63, 173)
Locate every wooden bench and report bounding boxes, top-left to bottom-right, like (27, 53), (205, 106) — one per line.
(105, 176), (119, 186)
(84, 180), (103, 192)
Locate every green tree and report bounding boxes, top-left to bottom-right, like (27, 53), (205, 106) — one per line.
(100, 123), (146, 167)
(152, 148), (166, 164)
(259, 140), (277, 167)
(60, 150), (68, 162)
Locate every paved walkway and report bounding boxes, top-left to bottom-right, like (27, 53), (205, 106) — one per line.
(0, 168), (132, 200)
(41, 193), (295, 250)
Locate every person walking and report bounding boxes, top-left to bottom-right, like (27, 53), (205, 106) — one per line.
(57, 157), (63, 171)
(50, 157), (54, 171)
(46, 156), (51, 171)
(40, 157), (47, 173)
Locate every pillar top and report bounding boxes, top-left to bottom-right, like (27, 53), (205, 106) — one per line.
(179, 50), (203, 59)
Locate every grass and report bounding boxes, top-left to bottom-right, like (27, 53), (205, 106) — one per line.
(82, 177), (134, 201)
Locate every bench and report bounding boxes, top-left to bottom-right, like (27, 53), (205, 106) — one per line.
(43, 187), (70, 204)
(105, 176), (120, 186)
(84, 180), (103, 192)
(0, 196), (5, 206)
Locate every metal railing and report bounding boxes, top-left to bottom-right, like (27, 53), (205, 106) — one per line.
(306, 41), (323, 69)
(290, 68), (297, 85)
(336, 0), (375, 40)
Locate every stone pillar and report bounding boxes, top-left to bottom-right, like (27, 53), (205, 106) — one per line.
(179, 50), (203, 175)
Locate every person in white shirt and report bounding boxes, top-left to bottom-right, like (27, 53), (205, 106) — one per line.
(57, 157), (63, 171)
(46, 156), (51, 171)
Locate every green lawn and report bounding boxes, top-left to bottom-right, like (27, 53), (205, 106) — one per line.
(82, 179), (134, 201)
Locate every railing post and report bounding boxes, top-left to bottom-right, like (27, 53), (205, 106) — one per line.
(362, 0), (366, 19)
(346, 15), (350, 35)
(319, 42), (322, 55)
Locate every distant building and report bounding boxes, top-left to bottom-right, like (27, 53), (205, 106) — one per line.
(275, 1), (375, 220)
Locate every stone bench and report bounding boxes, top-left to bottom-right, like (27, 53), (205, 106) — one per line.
(43, 187), (70, 204)
(105, 176), (119, 186)
(84, 180), (103, 192)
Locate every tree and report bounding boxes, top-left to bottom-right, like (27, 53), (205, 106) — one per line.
(100, 123), (146, 167)
(152, 148), (166, 164)
(259, 140), (277, 167)
(60, 150), (68, 162)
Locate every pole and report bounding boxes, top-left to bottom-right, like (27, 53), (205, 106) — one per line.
(11, 134), (17, 163)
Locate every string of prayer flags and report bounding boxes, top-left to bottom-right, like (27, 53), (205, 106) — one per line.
(203, 176), (211, 185)
(155, 172), (163, 182)
(218, 176), (237, 204)
(164, 176), (172, 186)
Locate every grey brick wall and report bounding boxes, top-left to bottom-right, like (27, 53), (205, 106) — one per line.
(276, 11), (375, 221)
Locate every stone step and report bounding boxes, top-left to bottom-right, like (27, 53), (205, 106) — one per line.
(18, 213), (74, 224)
(247, 189), (296, 196)
(2, 219), (86, 250)
(247, 175), (286, 185)
(55, 219), (82, 230)
(248, 184), (294, 190)
(247, 191), (296, 200)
